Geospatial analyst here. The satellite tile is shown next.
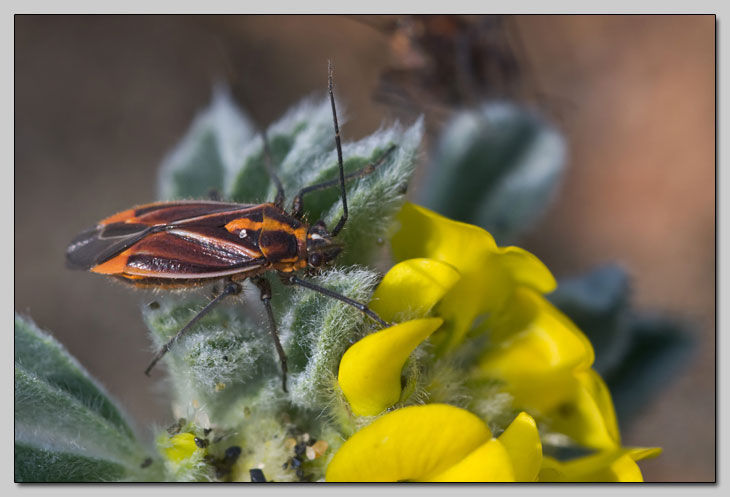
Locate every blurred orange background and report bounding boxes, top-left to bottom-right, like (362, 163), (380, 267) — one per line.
(15, 15), (715, 481)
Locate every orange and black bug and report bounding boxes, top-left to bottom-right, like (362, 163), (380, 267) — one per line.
(66, 62), (392, 392)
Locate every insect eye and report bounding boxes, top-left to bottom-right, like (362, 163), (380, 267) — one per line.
(309, 253), (324, 267)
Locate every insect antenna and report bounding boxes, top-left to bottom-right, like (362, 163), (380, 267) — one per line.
(289, 61), (397, 220)
(145, 281), (242, 376)
(328, 60), (348, 238)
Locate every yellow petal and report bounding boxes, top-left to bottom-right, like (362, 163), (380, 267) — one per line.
(338, 318), (443, 416)
(548, 369), (621, 450)
(607, 453), (644, 482)
(370, 258), (461, 323)
(495, 245), (557, 294)
(435, 267), (511, 350)
(498, 411), (542, 482)
(392, 203), (556, 350)
(392, 203), (555, 292)
(426, 411), (542, 482)
(425, 438), (515, 482)
(628, 447), (663, 461)
(161, 433), (201, 464)
(325, 404), (492, 482)
(392, 202), (499, 270)
(539, 447), (661, 482)
(478, 287), (595, 412)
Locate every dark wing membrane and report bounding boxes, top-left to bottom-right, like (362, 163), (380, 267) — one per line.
(66, 222), (155, 270)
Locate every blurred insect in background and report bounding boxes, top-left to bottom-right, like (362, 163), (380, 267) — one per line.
(66, 62), (394, 392)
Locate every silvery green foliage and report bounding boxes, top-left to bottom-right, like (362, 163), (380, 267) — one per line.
(142, 294), (282, 424)
(282, 267), (382, 409)
(420, 102), (566, 244)
(158, 85), (257, 201)
(14, 314), (159, 482)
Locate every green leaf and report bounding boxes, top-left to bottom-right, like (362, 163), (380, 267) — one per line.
(141, 295), (282, 423)
(282, 267), (381, 410)
(229, 97), (329, 204)
(14, 313), (134, 437)
(323, 118), (424, 267)
(14, 314), (158, 482)
(15, 442), (127, 482)
(602, 315), (694, 425)
(270, 97), (346, 203)
(158, 85), (256, 200)
(421, 103), (566, 244)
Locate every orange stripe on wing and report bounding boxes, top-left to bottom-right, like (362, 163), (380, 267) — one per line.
(100, 208), (139, 225)
(224, 218), (264, 233)
(91, 252), (130, 275)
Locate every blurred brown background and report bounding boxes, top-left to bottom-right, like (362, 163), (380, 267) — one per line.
(15, 15), (714, 481)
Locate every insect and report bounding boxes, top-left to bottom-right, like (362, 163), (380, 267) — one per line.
(66, 62), (393, 392)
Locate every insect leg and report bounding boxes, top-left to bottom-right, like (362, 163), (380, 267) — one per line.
(144, 281), (242, 376)
(290, 144), (397, 219)
(261, 131), (286, 209)
(284, 274), (389, 328)
(252, 276), (288, 392)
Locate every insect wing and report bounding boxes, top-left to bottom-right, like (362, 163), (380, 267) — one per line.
(66, 222), (156, 270)
(67, 201), (268, 279)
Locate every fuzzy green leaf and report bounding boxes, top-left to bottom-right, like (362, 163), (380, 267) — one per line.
(158, 85), (256, 200)
(14, 313), (134, 437)
(228, 97), (332, 204)
(269, 97), (345, 204)
(15, 442), (127, 482)
(142, 294), (282, 423)
(14, 314), (157, 482)
(603, 315), (693, 424)
(421, 102), (565, 244)
(282, 267), (381, 409)
(323, 118), (424, 266)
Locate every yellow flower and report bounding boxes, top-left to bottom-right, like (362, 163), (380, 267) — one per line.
(391, 203), (622, 450)
(475, 287), (618, 450)
(391, 202), (556, 351)
(331, 203), (660, 482)
(326, 405), (541, 482)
